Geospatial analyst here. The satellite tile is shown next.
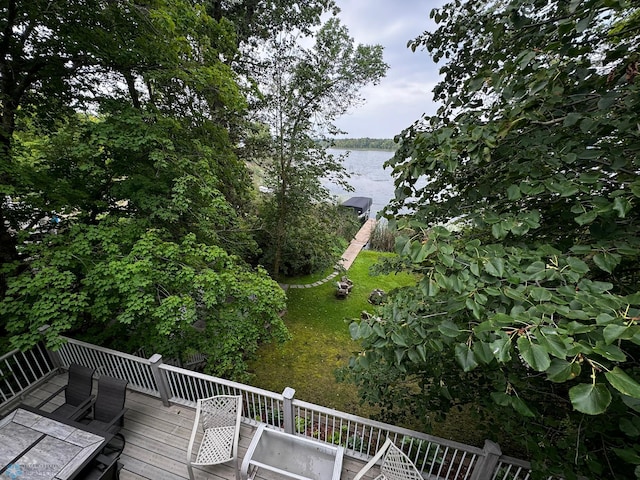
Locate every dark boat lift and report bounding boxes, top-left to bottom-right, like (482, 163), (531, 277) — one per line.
(340, 196), (373, 223)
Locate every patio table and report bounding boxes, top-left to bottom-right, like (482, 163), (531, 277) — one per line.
(240, 424), (344, 480)
(0, 405), (109, 480)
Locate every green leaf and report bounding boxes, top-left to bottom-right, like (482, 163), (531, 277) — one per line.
(605, 367), (640, 398)
(593, 343), (626, 362)
(563, 112), (582, 127)
(359, 322), (372, 338)
(568, 0), (581, 14)
(603, 324), (637, 344)
(349, 322), (360, 339)
(454, 343), (478, 372)
(530, 287), (552, 302)
(511, 396), (535, 417)
(491, 391), (511, 406)
(576, 15), (591, 33)
(569, 383), (612, 415)
(575, 210), (597, 225)
(612, 448), (640, 465)
(517, 336), (551, 371)
(391, 331), (409, 347)
(537, 330), (568, 358)
(597, 91), (618, 110)
(619, 417), (640, 437)
(484, 257), (505, 277)
(566, 256), (589, 274)
(438, 319), (461, 338)
(507, 184), (521, 200)
(547, 359), (581, 382)
(421, 278), (441, 297)
(622, 395), (640, 413)
(518, 50), (536, 69)
(593, 252), (621, 273)
(473, 341), (495, 364)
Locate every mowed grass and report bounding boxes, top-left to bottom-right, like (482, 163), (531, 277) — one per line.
(248, 250), (416, 415)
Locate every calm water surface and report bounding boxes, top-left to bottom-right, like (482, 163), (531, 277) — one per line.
(325, 148), (397, 218)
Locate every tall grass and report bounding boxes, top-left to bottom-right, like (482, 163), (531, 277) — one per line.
(368, 219), (397, 252)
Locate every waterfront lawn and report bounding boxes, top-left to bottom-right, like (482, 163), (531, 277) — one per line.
(248, 250), (414, 415)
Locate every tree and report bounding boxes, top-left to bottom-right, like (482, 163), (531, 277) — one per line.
(344, 0), (640, 478)
(253, 16), (388, 277)
(0, 0), (287, 376)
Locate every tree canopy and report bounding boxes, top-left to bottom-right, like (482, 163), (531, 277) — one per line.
(249, 16), (388, 277)
(345, 0), (640, 477)
(0, 0), (290, 377)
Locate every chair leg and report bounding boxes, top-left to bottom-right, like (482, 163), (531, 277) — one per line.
(187, 464), (195, 480)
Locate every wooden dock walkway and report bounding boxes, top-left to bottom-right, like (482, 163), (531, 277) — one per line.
(337, 218), (376, 270)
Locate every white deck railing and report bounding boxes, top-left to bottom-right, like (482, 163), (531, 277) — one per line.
(0, 336), (547, 480)
(0, 342), (56, 406)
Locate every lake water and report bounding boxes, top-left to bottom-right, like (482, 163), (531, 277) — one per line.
(324, 148), (397, 218)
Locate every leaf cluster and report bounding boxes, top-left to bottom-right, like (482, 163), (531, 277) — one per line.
(347, 0), (640, 477)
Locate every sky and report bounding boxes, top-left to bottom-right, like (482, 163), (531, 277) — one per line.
(332, 0), (448, 139)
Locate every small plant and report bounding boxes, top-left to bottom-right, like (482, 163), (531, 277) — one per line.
(295, 415), (307, 434)
(329, 430), (343, 445)
(346, 434), (363, 451)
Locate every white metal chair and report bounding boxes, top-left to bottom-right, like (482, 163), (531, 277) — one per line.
(353, 438), (423, 480)
(186, 395), (242, 480)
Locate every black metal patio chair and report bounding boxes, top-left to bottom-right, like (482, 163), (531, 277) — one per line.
(78, 375), (129, 434)
(82, 451), (124, 480)
(35, 363), (95, 419)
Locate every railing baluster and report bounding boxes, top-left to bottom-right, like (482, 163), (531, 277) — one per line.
(1, 336), (545, 479)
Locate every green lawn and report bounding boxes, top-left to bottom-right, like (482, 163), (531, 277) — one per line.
(248, 250), (490, 448)
(248, 250), (416, 415)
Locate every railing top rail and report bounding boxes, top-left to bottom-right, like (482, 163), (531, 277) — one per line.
(158, 363), (284, 401)
(496, 454), (533, 469)
(61, 337), (152, 365)
(0, 347), (21, 363)
(292, 397), (486, 456)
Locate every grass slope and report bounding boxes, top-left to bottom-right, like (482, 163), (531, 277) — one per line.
(248, 250), (415, 415)
(249, 249), (490, 448)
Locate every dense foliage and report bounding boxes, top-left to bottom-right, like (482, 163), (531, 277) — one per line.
(250, 17), (388, 277)
(345, 0), (640, 478)
(0, 0), (288, 376)
(0, 0), (384, 379)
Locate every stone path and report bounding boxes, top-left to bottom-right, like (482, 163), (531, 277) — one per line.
(279, 218), (377, 291)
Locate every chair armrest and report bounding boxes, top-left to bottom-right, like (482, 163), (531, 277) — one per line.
(35, 385), (66, 409)
(186, 403), (202, 463)
(352, 438), (393, 480)
(72, 397), (96, 422)
(66, 395), (95, 421)
(101, 407), (128, 433)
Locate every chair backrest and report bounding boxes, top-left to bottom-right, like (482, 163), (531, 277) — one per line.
(198, 395), (241, 431)
(65, 364), (95, 406)
(380, 442), (423, 480)
(94, 376), (129, 424)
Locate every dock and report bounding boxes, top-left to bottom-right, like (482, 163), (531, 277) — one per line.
(337, 218), (376, 270)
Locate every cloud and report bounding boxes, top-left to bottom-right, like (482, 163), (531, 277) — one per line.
(333, 0), (448, 138)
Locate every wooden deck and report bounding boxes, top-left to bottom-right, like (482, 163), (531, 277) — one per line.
(15, 371), (372, 480)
